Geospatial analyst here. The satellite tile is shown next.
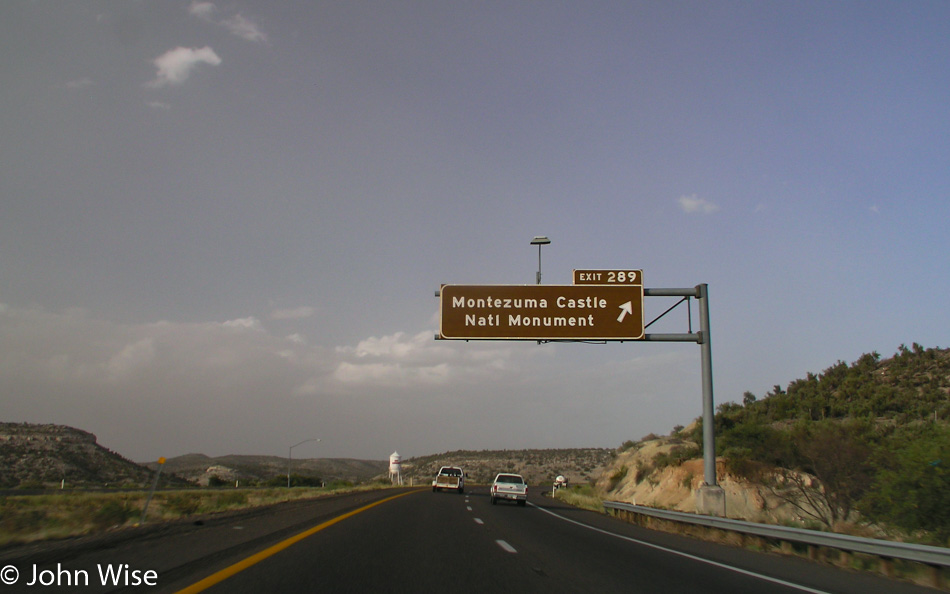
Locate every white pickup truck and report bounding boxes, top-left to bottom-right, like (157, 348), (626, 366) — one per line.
(490, 473), (527, 506)
(432, 466), (465, 493)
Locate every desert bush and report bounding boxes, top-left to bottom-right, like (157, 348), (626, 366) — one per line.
(162, 494), (201, 516)
(0, 507), (47, 534)
(635, 460), (653, 484)
(92, 500), (134, 529)
(653, 445), (700, 471)
(214, 491), (248, 509)
(607, 465), (627, 490)
(681, 472), (694, 490)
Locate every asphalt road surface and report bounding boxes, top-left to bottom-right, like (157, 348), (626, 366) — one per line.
(0, 487), (936, 593)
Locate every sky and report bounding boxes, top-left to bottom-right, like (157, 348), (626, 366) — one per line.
(1, 1), (948, 463)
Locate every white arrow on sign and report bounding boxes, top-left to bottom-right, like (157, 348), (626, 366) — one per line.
(617, 301), (633, 323)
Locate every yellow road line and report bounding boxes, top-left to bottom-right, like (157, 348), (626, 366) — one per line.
(175, 489), (424, 594)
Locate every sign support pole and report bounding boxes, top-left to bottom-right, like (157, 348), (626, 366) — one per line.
(696, 284), (724, 515)
(698, 283), (716, 487)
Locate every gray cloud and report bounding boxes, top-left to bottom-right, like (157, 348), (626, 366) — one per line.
(677, 194), (719, 215)
(145, 46), (221, 88)
(222, 14), (267, 43)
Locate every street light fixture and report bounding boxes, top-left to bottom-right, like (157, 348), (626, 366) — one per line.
(530, 236), (551, 284)
(287, 438), (320, 488)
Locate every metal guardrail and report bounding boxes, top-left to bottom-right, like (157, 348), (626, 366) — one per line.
(603, 501), (950, 570)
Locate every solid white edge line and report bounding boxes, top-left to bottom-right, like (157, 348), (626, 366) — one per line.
(528, 503), (832, 594)
(496, 539), (517, 553)
(474, 518), (484, 525)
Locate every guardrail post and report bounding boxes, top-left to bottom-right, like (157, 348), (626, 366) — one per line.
(837, 551), (851, 569)
(927, 565), (943, 589)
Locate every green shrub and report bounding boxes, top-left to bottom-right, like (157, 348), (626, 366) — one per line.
(635, 460), (652, 484)
(608, 465), (627, 490)
(653, 445), (700, 471)
(162, 494), (201, 516)
(681, 472), (694, 490)
(208, 475), (229, 487)
(214, 491), (248, 508)
(1, 508), (47, 534)
(92, 501), (134, 529)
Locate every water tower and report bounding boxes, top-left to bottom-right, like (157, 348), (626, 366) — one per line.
(389, 451), (402, 485)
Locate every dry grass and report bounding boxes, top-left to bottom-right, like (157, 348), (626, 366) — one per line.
(0, 484), (388, 547)
(553, 485), (604, 512)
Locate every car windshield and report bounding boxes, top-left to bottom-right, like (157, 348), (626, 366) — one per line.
(442, 469), (460, 476)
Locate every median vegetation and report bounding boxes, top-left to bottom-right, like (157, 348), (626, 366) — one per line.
(0, 482), (384, 547)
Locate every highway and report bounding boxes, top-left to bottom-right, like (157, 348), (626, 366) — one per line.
(0, 487), (935, 593)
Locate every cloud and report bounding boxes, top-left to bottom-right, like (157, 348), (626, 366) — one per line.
(331, 361), (450, 387)
(188, 2), (267, 43)
(677, 194), (719, 214)
(105, 338), (156, 382)
(145, 46), (221, 88)
(222, 316), (263, 331)
(269, 307), (315, 320)
(340, 331), (423, 359)
(146, 101), (171, 110)
(326, 330), (514, 389)
(187, 1), (216, 21)
(222, 14), (267, 43)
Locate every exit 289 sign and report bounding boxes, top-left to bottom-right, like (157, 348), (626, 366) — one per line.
(573, 269), (642, 285)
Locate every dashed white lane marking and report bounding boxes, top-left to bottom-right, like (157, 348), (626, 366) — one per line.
(467, 506), (473, 511)
(474, 518), (484, 525)
(496, 540), (517, 554)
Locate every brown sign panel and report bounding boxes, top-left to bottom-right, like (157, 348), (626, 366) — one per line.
(439, 284), (644, 340)
(573, 269), (643, 285)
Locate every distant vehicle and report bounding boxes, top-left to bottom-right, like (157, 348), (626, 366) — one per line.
(432, 466), (465, 493)
(490, 473), (527, 506)
(554, 475), (569, 490)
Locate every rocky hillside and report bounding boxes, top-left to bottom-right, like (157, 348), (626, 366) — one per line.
(149, 454), (387, 486)
(595, 429), (805, 524)
(0, 423), (162, 488)
(596, 345), (950, 539)
(404, 448), (614, 486)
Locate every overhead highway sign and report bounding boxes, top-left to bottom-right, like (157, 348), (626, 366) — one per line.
(438, 284), (644, 340)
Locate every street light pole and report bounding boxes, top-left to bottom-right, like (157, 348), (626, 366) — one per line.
(287, 438), (320, 488)
(530, 236), (550, 284)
